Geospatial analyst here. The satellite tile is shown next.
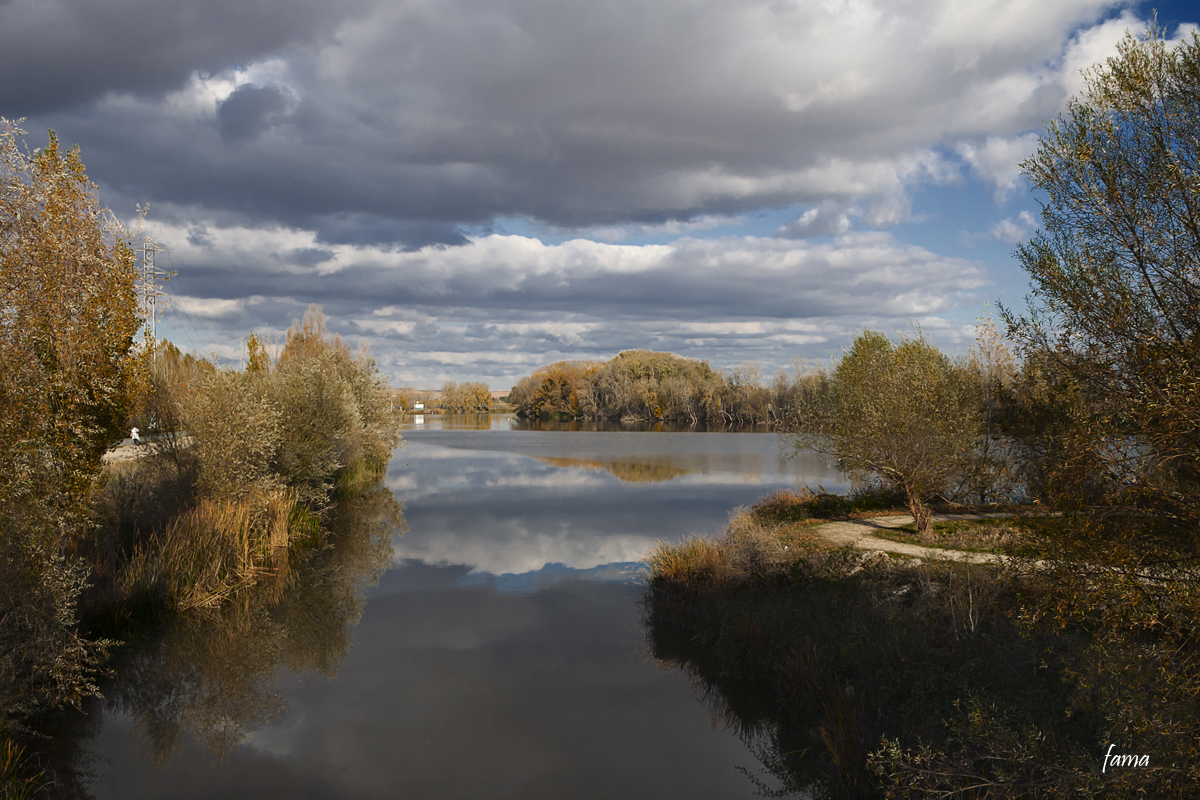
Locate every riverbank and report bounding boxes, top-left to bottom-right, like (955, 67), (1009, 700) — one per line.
(643, 490), (1200, 797)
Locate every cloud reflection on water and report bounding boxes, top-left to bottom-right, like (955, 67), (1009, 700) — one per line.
(388, 423), (845, 580)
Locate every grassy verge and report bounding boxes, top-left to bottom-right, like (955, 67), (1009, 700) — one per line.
(868, 518), (1024, 554)
(644, 494), (1200, 797)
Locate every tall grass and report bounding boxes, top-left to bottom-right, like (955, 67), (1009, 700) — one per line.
(118, 486), (314, 612)
(0, 740), (49, 800)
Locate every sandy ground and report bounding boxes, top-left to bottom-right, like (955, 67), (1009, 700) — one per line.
(101, 436), (192, 464)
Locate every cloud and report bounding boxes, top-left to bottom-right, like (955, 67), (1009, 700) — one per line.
(988, 211), (1038, 243)
(217, 84), (294, 141)
(957, 134), (1040, 201)
(172, 295), (244, 317)
(145, 217), (987, 385)
(4, 0), (1179, 388)
(0, 0), (361, 115)
(777, 201), (855, 238)
(960, 210), (1038, 245)
(12, 0), (1136, 245)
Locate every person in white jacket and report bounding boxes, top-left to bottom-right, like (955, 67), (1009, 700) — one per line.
(131, 427), (141, 446)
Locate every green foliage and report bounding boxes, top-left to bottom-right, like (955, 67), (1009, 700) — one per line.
(1003, 26), (1200, 540)
(787, 330), (984, 534)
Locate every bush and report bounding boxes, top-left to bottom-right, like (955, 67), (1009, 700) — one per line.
(0, 122), (140, 731)
(92, 306), (402, 617)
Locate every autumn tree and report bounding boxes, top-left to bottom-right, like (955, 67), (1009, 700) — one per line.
(1002, 26), (1200, 538)
(787, 331), (982, 534)
(0, 120), (142, 728)
(510, 360), (601, 419)
(182, 307), (401, 508)
(440, 381), (492, 413)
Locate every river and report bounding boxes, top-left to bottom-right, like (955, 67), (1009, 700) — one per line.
(49, 414), (846, 798)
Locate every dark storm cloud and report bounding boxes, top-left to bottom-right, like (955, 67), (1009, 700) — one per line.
(0, 0), (363, 116)
(19, 0), (1123, 246)
(217, 84), (294, 141)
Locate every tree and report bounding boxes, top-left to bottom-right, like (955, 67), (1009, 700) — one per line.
(0, 120), (141, 728)
(1002, 26), (1200, 533)
(787, 331), (982, 534)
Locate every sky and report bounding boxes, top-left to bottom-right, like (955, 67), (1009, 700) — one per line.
(3, 0), (1196, 390)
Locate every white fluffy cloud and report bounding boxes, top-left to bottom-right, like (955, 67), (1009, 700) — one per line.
(145, 216), (988, 386)
(957, 135), (1041, 201)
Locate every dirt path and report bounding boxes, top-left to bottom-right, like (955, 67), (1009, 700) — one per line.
(812, 513), (1020, 566)
(101, 435), (193, 464)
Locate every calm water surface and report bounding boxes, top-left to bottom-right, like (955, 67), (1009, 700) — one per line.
(73, 414), (846, 798)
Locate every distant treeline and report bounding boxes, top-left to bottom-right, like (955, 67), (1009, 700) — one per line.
(510, 350), (815, 424)
(396, 381), (494, 413)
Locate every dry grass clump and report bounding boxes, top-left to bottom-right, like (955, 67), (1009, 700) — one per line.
(750, 484), (908, 526)
(643, 536), (727, 590)
(725, 509), (796, 581)
(119, 486), (313, 611)
(646, 508), (826, 596)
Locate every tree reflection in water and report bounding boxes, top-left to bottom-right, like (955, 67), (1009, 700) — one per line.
(645, 616), (819, 799)
(39, 484), (405, 793)
(531, 457), (693, 483)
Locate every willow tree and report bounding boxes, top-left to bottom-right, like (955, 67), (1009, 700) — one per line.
(1003, 26), (1200, 535)
(788, 331), (982, 534)
(0, 120), (141, 727)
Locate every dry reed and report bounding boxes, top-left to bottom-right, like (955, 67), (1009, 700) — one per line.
(120, 486), (303, 611)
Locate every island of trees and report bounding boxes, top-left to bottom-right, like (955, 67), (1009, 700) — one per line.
(510, 350), (800, 424)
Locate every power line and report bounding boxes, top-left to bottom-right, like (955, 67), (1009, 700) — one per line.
(158, 253), (213, 349)
(138, 240), (173, 344)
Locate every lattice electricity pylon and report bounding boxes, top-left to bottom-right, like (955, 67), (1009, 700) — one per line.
(139, 239), (174, 344)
